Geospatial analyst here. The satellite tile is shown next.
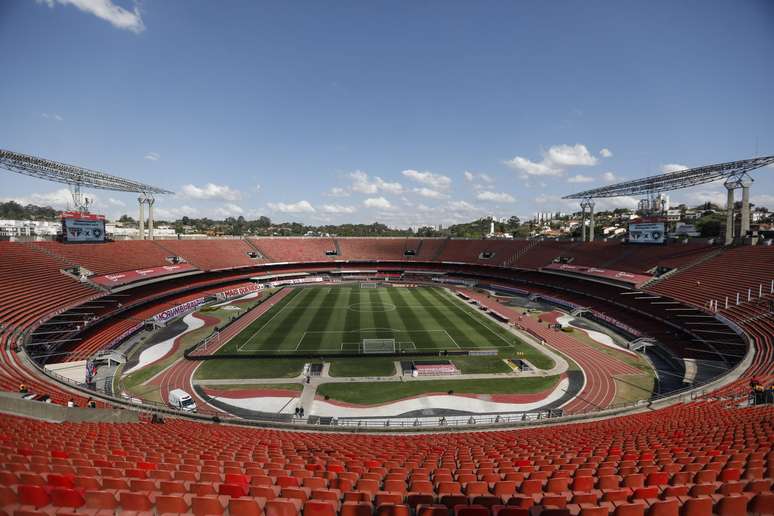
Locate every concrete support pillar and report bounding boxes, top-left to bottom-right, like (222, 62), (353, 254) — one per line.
(147, 197), (155, 241)
(740, 185), (751, 238)
(580, 206), (586, 242)
(588, 203), (595, 242)
(725, 186), (734, 246)
(138, 197), (145, 240)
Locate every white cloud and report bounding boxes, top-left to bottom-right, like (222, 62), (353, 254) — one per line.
(321, 204), (357, 214)
(599, 148), (613, 158)
(567, 174), (595, 183)
(41, 113), (63, 121)
(660, 163), (689, 174)
(601, 171), (619, 182)
(107, 197), (125, 207)
(413, 187), (448, 199)
(181, 183), (241, 201)
(325, 187), (350, 197)
(267, 200), (315, 213)
(153, 204), (198, 220)
(255, 184), (261, 193)
(401, 169), (452, 191)
(215, 203), (244, 217)
(375, 177), (404, 194)
(40, 0), (145, 33)
(544, 144), (598, 167)
(349, 170), (403, 195)
(363, 197), (392, 209)
(505, 143), (599, 177)
(5, 188), (77, 209)
(464, 171), (494, 183)
(476, 191), (515, 203)
(144, 152), (160, 161)
(447, 200), (480, 212)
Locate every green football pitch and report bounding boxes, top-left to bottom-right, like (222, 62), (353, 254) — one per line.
(212, 284), (550, 365)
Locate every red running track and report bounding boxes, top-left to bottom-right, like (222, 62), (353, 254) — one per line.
(455, 288), (641, 414)
(151, 288), (295, 414)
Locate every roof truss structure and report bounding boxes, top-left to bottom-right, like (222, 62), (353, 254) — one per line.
(0, 148), (173, 194)
(563, 155), (774, 199)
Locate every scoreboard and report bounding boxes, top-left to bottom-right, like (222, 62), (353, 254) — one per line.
(61, 211), (106, 243)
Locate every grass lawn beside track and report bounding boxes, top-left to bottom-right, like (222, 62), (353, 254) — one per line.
(316, 375), (561, 404)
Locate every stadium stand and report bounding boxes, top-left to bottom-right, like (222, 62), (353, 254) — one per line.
(647, 246), (774, 311)
(437, 240), (527, 265)
(0, 401), (771, 515)
(155, 239), (262, 271)
(252, 238), (338, 262)
(337, 238), (408, 261)
(1, 239), (774, 516)
(33, 240), (176, 275)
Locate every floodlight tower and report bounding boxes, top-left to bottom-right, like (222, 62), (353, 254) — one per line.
(0, 148), (172, 239)
(564, 155), (774, 245)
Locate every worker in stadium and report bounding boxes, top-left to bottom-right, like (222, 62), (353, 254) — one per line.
(766, 383), (774, 404)
(753, 382), (766, 405)
(86, 397), (96, 408)
(18, 383), (27, 394)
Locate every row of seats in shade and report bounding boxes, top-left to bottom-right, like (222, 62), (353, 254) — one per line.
(2, 483), (773, 515)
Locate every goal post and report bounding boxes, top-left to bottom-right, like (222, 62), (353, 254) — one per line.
(361, 338), (396, 354)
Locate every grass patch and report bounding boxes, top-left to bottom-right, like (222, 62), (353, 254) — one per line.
(328, 358), (396, 377)
(317, 375), (560, 404)
(613, 374), (655, 405)
(450, 356), (512, 374)
(195, 358), (306, 379)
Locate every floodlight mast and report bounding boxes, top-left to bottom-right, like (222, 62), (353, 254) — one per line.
(0, 148), (173, 239)
(564, 155), (774, 244)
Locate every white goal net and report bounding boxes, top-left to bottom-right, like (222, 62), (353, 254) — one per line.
(361, 338), (396, 354)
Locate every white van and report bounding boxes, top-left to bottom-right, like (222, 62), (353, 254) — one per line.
(168, 389), (197, 412)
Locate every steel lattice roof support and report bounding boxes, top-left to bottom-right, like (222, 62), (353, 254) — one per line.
(0, 148), (173, 195)
(563, 156), (774, 199)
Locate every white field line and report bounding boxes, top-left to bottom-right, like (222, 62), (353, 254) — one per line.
(443, 329), (462, 349)
(237, 288), (305, 352)
(439, 288), (514, 348)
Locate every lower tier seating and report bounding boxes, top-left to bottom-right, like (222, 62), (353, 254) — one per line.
(0, 401), (771, 515)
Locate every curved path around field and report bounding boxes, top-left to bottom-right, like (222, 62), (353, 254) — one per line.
(139, 284), (642, 419)
(149, 288), (296, 415)
(124, 313), (207, 375)
(452, 288), (642, 414)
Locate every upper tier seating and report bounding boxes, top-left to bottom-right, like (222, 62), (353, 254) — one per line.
(647, 246), (774, 311)
(337, 239), (408, 261)
(34, 241), (174, 275)
(251, 238), (338, 262)
(437, 240), (527, 265)
(156, 239), (261, 270)
(0, 243), (97, 333)
(510, 241), (718, 274)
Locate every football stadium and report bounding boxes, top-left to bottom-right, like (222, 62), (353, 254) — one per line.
(1, 2), (773, 515)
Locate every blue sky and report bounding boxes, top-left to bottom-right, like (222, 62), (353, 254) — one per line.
(1, 0), (773, 227)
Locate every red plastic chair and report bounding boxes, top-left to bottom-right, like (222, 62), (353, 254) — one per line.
(120, 491), (154, 511)
(156, 494), (191, 514)
(376, 503), (411, 516)
(192, 495), (228, 515)
(340, 501), (374, 516)
(18, 484), (50, 509)
(230, 497), (266, 516)
(266, 498), (302, 516)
